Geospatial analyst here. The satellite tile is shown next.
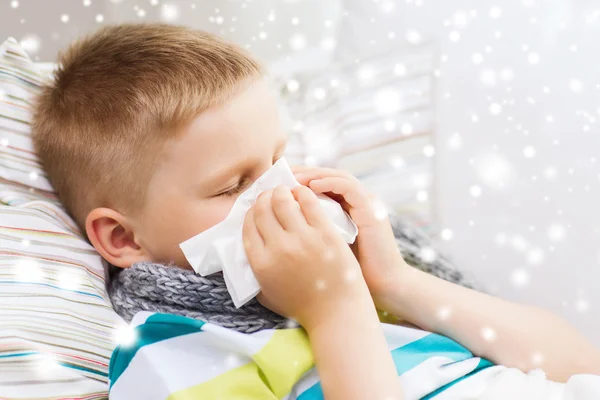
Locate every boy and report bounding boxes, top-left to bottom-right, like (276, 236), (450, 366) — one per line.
(32, 23), (599, 399)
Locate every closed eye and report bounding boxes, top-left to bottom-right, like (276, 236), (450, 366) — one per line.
(215, 155), (284, 197)
(215, 177), (250, 197)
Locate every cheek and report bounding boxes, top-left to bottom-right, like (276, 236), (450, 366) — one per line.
(179, 198), (236, 238)
(145, 198), (237, 267)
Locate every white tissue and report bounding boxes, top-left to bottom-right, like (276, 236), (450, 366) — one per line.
(178, 157), (358, 308)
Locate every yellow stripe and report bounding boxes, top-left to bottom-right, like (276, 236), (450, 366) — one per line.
(253, 329), (314, 398)
(167, 362), (279, 400)
(167, 329), (314, 400)
(378, 308), (402, 324)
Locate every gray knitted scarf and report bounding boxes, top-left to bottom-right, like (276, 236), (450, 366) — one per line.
(108, 214), (479, 334)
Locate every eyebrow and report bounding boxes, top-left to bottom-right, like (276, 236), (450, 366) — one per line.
(201, 136), (288, 187)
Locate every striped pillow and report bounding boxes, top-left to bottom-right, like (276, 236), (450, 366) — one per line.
(0, 38), (53, 192)
(0, 37), (123, 399)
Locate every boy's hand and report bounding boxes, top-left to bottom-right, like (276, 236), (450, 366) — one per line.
(242, 185), (371, 330)
(291, 166), (409, 303)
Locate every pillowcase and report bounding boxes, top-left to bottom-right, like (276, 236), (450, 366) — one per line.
(0, 38), (53, 192)
(0, 37), (123, 399)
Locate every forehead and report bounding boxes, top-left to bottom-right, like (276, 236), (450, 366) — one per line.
(158, 78), (285, 174)
(187, 78), (281, 145)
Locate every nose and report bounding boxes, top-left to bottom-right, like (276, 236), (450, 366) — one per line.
(251, 159), (279, 184)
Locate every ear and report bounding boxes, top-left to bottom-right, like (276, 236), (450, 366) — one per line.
(85, 207), (152, 269)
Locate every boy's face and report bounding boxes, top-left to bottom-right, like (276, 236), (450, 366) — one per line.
(130, 78), (288, 269)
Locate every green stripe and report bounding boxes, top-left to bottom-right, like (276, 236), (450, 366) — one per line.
(59, 361), (109, 378)
(0, 351), (109, 377)
(422, 358), (494, 399)
(0, 351), (37, 358)
(298, 334), (494, 400)
(108, 313), (206, 389)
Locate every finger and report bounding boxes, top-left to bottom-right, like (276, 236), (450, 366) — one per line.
(308, 176), (371, 210)
(290, 164), (311, 174)
(253, 189), (283, 245)
(292, 185), (333, 231)
(242, 207), (265, 265)
(271, 185), (307, 231)
(293, 167), (358, 185)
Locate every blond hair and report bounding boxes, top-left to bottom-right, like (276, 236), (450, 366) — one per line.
(32, 23), (264, 239)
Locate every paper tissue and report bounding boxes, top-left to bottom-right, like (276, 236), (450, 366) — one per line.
(179, 157), (358, 308)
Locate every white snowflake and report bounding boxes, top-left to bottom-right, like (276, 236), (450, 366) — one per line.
(416, 190), (428, 202)
(481, 327), (497, 342)
(289, 34), (306, 51)
(441, 229), (453, 241)
(547, 224), (566, 242)
(526, 248), (544, 265)
(511, 268), (530, 287)
(389, 155), (405, 169)
(394, 63), (407, 76)
(320, 36), (336, 50)
(423, 145), (435, 157)
(452, 11), (469, 28)
(20, 35), (41, 55)
(401, 123), (413, 135)
(500, 68), (514, 81)
(568, 78), (583, 93)
(315, 279), (327, 291)
(531, 352), (544, 366)
(345, 269), (358, 282)
(58, 271), (80, 291)
(449, 30), (460, 42)
(285, 319), (299, 329)
(489, 7), (502, 19)
(437, 306), (452, 320)
(286, 79), (299, 92)
(510, 235), (529, 252)
(161, 4), (179, 22)
(575, 299), (589, 313)
(472, 53), (484, 64)
(419, 247), (437, 263)
(469, 185), (482, 198)
(372, 199), (389, 220)
(489, 103), (502, 115)
(382, 119), (396, 132)
(224, 353), (245, 369)
(373, 89), (401, 115)
(380, 0), (395, 13)
(479, 69), (496, 86)
(527, 52), (540, 64)
(405, 30), (421, 44)
(37, 354), (62, 376)
(113, 324), (137, 346)
(313, 87), (326, 100)
(523, 146), (536, 158)
(447, 132), (462, 149)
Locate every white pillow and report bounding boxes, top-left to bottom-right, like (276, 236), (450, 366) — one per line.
(0, 37), (123, 399)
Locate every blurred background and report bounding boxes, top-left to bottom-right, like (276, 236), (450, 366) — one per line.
(1, 0), (599, 344)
